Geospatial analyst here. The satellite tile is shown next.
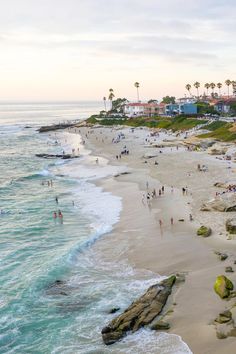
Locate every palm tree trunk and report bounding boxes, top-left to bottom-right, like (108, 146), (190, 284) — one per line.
(137, 88), (139, 102)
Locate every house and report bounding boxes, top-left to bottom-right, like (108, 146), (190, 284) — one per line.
(213, 98), (236, 114)
(124, 102), (159, 117)
(165, 103), (197, 116)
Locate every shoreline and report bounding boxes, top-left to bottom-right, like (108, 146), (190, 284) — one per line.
(70, 125), (236, 353)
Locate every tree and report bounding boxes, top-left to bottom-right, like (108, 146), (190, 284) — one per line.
(194, 82), (200, 98)
(103, 96), (107, 112)
(210, 83), (216, 96)
(134, 82), (140, 102)
(225, 79), (231, 98)
(108, 88), (115, 110)
(185, 84), (192, 96)
(217, 83), (222, 97)
(231, 81), (236, 97)
(111, 98), (128, 113)
(148, 99), (158, 104)
(204, 83), (210, 96)
(162, 96), (175, 104)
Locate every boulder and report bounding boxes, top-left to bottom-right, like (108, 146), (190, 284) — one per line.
(215, 310), (232, 324)
(214, 251), (228, 261)
(214, 275), (234, 299)
(225, 266), (234, 273)
(226, 218), (236, 234)
(150, 320), (170, 330)
(101, 276), (176, 345)
(108, 308), (120, 314)
(197, 226), (212, 237)
(201, 194), (236, 212)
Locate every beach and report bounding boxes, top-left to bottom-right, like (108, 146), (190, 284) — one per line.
(74, 124), (236, 354)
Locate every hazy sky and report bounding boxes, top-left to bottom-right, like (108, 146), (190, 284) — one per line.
(0, 0), (236, 101)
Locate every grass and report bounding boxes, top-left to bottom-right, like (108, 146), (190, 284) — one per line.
(199, 123), (236, 142)
(205, 121), (228, 131)
(86, 115), (207, 131)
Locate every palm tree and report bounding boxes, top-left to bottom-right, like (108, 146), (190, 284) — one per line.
(210, 83), (216, 96)
(225, 79), (231, 98)
(134, 82), (140, 102)
(217, 83), (222, 97)
(194, 82), (200, 98)
(185, 84), (192, 96)
(108, 88), (115, 110)
(204, 83), (210, 97)
(103, 97), (107, 112)
(231, 81), (236, 97)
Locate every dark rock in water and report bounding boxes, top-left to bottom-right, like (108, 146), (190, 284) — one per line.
(24, 126), (32, 129)
(46, 280), (69, 296)
(108, 307), (120, 314)
(150, 320), (170, 330)
(38, 123), (76, 133)
(225, 266), (234, 273)
(36, 153), (80, 160)
(101, 276), (176, 345)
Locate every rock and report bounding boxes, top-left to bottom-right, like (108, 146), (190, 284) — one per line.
(101, 276), (176, 345)
(201, 194), (236, 212)
(36, 153), (80, 160)
(214, 251), (228, 261)
(214, 182), (228, 188)
(225, 267), (234, 273)
(226, 218), (236, 234)
(216, 331), (228, 339)
(178, 219), (185, 222)
(234, 260), (236, 265)
(214, 275), (234, 299)
(215, 310), (232, 323)
(108, 308), (120, 314)
(197, 226), (212, 237)
(38, 123), (76, 133)
(150, 320), (170, 330)
(207, 143), (229, 155)
(175, 273), (186, 284)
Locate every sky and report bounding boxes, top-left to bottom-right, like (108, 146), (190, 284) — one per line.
(0, 0), (236, 101)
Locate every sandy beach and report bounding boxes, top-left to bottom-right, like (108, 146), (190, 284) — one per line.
(72, 125), (236, 354)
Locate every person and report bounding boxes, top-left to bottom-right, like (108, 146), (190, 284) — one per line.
(72, 200), (75, 206)
(161, 186), (164, 194)
(171, 186), (174, 193)
(58, 210), (63, 223)
(55, 196), (58, 204)
(96, 158), (99, 164)
(159, 219), (163, 227)
(53, 211), (57, 219)
(171, 217), (174, 225)
(146, 181), (149, 190)
(189, 214), (193, 221)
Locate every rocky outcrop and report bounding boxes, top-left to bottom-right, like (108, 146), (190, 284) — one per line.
(101, 276), (176, 345)
(207, 143), (229, 155)
(36, 153), (80, 160)
(201, 194), (236, 212)
(197, 226), (212, 237)
(38, 123), (76, 133)
(215, 310), (232, 324)
(214, 275), (234, 299)
(226, 218), (236, 234)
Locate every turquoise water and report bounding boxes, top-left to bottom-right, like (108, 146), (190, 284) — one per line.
(0, 103), (192, 354)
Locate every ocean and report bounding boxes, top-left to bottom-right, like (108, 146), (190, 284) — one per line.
(0, 102), (192, 354)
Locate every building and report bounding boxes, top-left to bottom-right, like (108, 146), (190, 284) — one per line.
(213, 98), (236, 114)
(165, 103), (197, 116)
(124, 102), (159, 117)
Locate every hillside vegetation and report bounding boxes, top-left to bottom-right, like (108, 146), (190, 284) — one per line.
(86, 115), (207, 131)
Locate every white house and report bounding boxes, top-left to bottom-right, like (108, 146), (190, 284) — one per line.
(124, 102), (159, 117)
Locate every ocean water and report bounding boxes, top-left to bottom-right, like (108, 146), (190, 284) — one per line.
(0, 102), (192, 354)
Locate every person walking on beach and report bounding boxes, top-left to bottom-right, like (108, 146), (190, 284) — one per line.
(161, 186), (164, 194)
(171, 217), (174, 225)
(159, 219), (163, 228)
